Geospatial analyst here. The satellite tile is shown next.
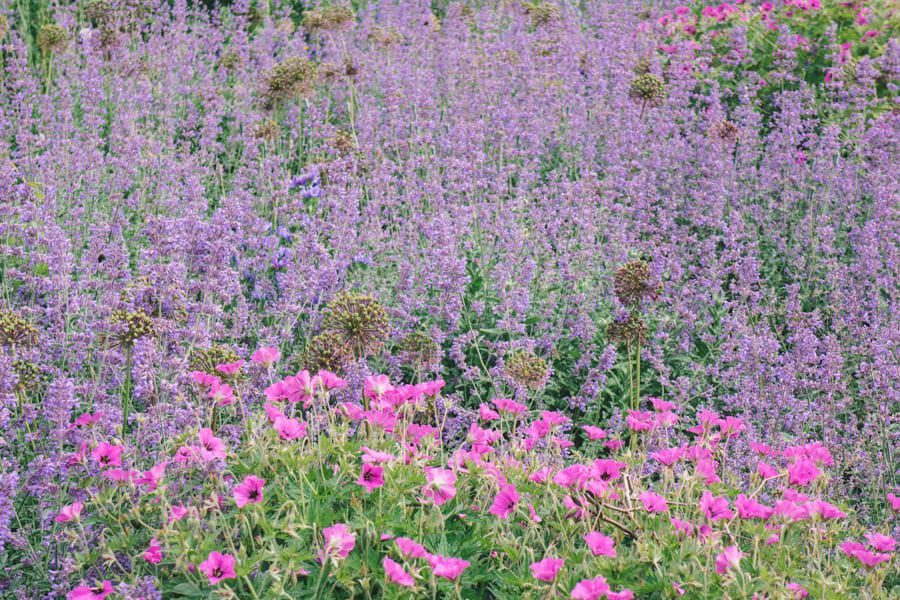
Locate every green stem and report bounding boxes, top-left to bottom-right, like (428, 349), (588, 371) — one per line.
(122, 345), (132, 435)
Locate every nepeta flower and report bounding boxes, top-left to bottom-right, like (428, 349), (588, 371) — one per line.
(584, 532), (616, 557)
(199, 552), (236, 585)
(383, 556), (414, 587)
(489, 484), (520, 519)
(233, 475), (265, 507)
(358, 464), (385, 493)
(322, 524), (356, 562)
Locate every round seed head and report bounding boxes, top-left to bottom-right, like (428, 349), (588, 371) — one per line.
(399, 331), (441, 371)
(0, 310), (39, 347)
(628, 73), (666, 106)
(263, 56), (318, 105)
(188, 344), (241, 377)
(322, 291), (390, 359)
(613, 259), (660, 308)
(38, 23), (68, 53)
(303, 5), (354, 32)
(503, 349), (549, 391)
(301, 331), (352, 374)
(607, 313), (648, 347)
(12, 359), (44, 392)
(109, 309), (155, 347)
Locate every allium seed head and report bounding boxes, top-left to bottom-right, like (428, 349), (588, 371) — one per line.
(301, 331), (352, 375)
(109, 309), (155, 347)
(503, 349), (549, 391)
(322, 291), (390, 359)
(613, 260), (660, 308)
(38, 23), (68, 53)
(628, 73), (666, 106)
(0, 310), (39, 347)
(189, 345), (241, 377)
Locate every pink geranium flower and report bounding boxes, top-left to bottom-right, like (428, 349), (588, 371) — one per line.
(67, 581), (113, 600)
(199, 551), (237, 585)
(318, 370), (347, 390)
(715, 545), (743, 574)
(383, 556), (415, 587)
(91, 442), (123, 468)
(251, 346), (281, 366)
(584, 531), (616, 557)
(364, 374), (393, 399)
(396, 537), (429, 559)
(215, 360), (244, 375)
(758, 462), (779, 479)
(570, 576), (610, 600)
(582, 425), (607, 440)
(479, 403), (500, 421)
(887, 493), (900, 512)
(135, 461), (167, 492)
(198, 428), (227, 461)
(865, 532), (896, 552)
(322, 524), (356, 562)
(422, 467), (457, 506)
(233, 475), (265, 507)
(144, 537), (163, 564)
(530, 557), (563, 582)
(56, 502), (83, 523)
(274, 416), (307, 440)
(840, 541), (892, 567)
(428, 555), (470, 580)
(607, 590), (635, 600)
(787, 460), (820, 486)
(700, 491), (734, 521)
(735, 494), (773, 519)
(493, 397), (527, 415)
(208, 382), (234, 406)
(489, 484), (520, 519)
(786, 583), (809, 598)
(361, 446), (396, 464)
(639, 491), (669, 513)
(358, 464), (385, 493)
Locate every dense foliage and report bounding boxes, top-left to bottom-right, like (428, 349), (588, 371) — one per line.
(0, 0), (897, 597)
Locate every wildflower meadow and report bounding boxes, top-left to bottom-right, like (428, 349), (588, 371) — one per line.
(0, 0), (898, 597)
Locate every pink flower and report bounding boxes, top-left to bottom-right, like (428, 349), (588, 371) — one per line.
(67, 581), (113, 600)
(758, 462), (779, 479)
(428, 555), (470, 580)
(479, 403), (500, 421)
(865, 532), (896, 553)
(809, 500), (846, 520)
(322, 524), (356, 562)
(700, 491), (734, 522)
(361, 446), (396, 464)
(607, 590), (635, 600)
(383, 556), (414, 587)
(582, 425), (607, 440)
(364, 374), (393, 399)
(251, 346), (281, 366)
(56, 502), (83, 523)
(735, 494), (772, 519)
(318, 370), (348, 390)
(358, 464), (385, 493)
(274, 416), (307, 440)
(199, 551), (237, 585)
(584, 532), (615, 557)
(787, 460), (820, 486)
(215, 360), (244, 375)
(208, 382), (235, 406)
(840, 541), (891, 567)
(530, 557), (563, 582)
(592, 459), (626, 482)
(198, 428), (227, 461)
(696, 459), (721, 485)
(191, 371), (221, 387)
(672, 581), (686, 596)
(70, 412), (102, 429)
(489, 484), (520, 519)
(423, 467), (457, 506)
(887, 493), (900, 512)
(169, 504), (189, 523)
(233, 475), (265, 508)
(135, 462), (167, 492)
(626, 409), (654, 432)
(264, 402), (285, 423)
(639, 491), (669, 513)
(715, 545), (743, 574)
(144, 537), (163, 564)
(570, 576), (610, 600)
(91, 442), (123, 468)
(396, 537), (429, 559)
(651, 447), (685, 467)
(670, 517), (695, 537)
(493, 397), (527, 415)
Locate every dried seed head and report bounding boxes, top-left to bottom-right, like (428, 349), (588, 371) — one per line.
(331, 130), (356, 156)
(301, 331), (351, 374)
(709, 119), (740, 145)
(0, 15), (9, 39)
(369, 25), (403, 47)
(82, 0), (113, 24)
(634, 55), (652, 75)
(628, 73), (666, 106)
(218, 49), (242, 71)
(263, 57), (318, 105)
(276, 18), (296, 35)
(0, 310), (39, 347)
(525, 2), (560, 27)
(253, 118), (279, 141)
(399, 331), (440, 371)
(303, 5), (354, 32)
(322, 291), (390, 359)
(12, 359), (44, 392)
(189, 345), (241, 377)
(607, 313), (648, 347)
(109, 309), (155, 347)
(613, 259), (660, 308)
(38, 23), (68, 53)
(503, 349), (549, 391)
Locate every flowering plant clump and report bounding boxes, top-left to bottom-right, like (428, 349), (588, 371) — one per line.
(0, 0), (898, 596)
